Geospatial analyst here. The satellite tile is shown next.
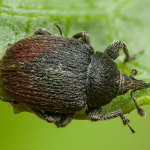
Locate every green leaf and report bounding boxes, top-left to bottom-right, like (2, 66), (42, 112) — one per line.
(0, 0), (150, 120)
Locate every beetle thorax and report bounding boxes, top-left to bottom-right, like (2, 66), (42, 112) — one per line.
(86, 52), (120, 107)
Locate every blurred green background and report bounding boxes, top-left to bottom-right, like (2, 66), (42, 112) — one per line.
(0, 0), (150, 150)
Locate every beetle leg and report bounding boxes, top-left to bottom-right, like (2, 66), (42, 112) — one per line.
(55, 113), (75, 128)
(104, 40), (129, 62)
(0, 97), (18, 104)
(31, 109), (60, 123)
(86, 107), (103, 121)
(72, 32), (91, 44)
(34, 28), (52, 35)
(54, 23), (62, 35)
(119, 114), (135, 133)
(45, 111), (61, 122)
(86, 107), (135, 133)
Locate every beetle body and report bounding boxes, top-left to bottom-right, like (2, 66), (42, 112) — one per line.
(1, 35), (121, 113)
(1, 35), (94, 113)
(0, 26), (149, 132)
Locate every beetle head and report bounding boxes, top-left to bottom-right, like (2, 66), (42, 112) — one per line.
(118, 69), (150, 95)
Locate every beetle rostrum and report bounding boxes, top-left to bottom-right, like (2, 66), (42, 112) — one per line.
(0, 23), (150, 133)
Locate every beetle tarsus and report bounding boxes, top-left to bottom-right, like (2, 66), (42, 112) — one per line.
(126, 123), (135, 133)
(120, 114), (135, 133)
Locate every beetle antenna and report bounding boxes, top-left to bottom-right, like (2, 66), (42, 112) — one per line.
(54, 23), (62, 35)
(131, 90), (146, 117)
(129, 69), (149, 117)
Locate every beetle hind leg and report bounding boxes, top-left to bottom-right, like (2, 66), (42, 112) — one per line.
(55, 113), (75, 128)
(86, 107), (135, 133)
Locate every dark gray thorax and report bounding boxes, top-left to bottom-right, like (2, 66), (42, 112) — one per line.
(86, 52), (120, 107)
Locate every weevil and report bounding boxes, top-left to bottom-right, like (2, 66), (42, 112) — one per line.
(0, 23), (150, 133)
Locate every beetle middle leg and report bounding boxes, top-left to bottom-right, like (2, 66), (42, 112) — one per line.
(31, 109), (74, 127)
(30, 109), (60, 123)
(86, 107), (135, 133)
(72, 32), (91, 44)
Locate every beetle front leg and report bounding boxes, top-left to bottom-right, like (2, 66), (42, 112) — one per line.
(31, 109), (60, 123)
(73, 32), (91, 44)
(86, 107), (135, 133)
(55, 113), (75, 127)
(34, 28), (52, 35)
(104, 40), (130, 62)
